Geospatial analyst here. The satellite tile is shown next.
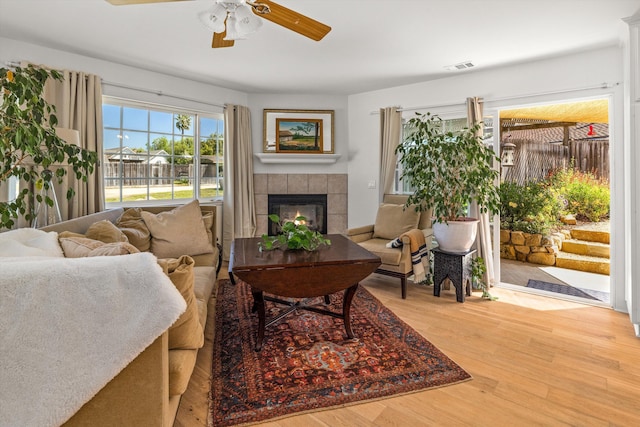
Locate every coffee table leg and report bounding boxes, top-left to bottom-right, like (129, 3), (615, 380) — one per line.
(342, 284), (358, 339)
(252, 290), (266, 352)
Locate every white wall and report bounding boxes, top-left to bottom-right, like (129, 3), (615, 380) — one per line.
(0, 37), (248, 113)
(247, 94), (348, 174)
(347, 46), (626, 228)
(348, 45), (630, 313)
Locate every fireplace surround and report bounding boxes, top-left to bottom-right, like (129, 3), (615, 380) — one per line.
(254, 173), (347, 236)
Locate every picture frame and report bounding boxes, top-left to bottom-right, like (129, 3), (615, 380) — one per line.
(263, 109), (334, 153)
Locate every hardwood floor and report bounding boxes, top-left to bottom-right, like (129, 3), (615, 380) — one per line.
(175, 265), (640, 426)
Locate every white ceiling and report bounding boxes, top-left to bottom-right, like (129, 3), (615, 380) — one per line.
(0, 0), (638, 95)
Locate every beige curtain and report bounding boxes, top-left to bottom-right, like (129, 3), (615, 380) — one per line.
(380, 106), (402, 198)
(222, 104), (256, 260)
(43, 68), (104, 220)
(466, 96), (496, 288)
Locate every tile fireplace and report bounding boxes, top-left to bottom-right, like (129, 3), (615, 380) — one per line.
(254, 173), (347, 236)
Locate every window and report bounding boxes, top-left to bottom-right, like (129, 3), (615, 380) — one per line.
(393, 116), (493, 193)
(102, 98), (224, 204)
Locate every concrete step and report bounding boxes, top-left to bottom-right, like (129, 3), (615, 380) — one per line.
(561, 239), (610, 259)
(570, 228), (610, 244)
(555, 251), (610, 275)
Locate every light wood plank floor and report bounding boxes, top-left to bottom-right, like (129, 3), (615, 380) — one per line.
(175, 266), (640, 427)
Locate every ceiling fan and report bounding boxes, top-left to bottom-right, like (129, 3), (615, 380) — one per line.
(105, 0), (331, 48)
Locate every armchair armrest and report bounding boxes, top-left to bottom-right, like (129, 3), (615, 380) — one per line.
(346, 224), (374, 243)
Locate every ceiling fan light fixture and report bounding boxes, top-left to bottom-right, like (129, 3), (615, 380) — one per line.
(224, 13), (245, 40)
(198, 4), (228, 33)
(234, 3), (262, 34)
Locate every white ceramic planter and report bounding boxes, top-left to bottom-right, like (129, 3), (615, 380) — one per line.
(433, 218), (479, 253)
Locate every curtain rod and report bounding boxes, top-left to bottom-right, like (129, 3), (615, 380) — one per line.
(371, 82), (618, 115)
(102, 80), (226, 109)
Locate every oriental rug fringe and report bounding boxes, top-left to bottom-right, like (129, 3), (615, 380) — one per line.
(209, 279), (471, 427)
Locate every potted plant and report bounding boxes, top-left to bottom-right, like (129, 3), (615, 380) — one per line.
(0, 64), (98, 229)
(471, 256), (498, 300)
(395, 112), (500, 252)
(260, 214), (331, 251)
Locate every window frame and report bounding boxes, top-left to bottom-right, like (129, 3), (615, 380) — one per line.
(102, 97), (224, 207)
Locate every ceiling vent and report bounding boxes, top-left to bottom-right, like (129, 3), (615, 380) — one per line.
(445, 61), (475, 71)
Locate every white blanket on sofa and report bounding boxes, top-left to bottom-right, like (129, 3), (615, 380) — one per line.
(0, 252), (186, 427)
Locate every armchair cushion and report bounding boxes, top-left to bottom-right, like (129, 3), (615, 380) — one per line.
(372, 203), (420, 240)
(357, 238), (404, 266)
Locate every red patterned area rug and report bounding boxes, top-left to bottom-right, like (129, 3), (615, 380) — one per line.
(209, 279), (471, 427)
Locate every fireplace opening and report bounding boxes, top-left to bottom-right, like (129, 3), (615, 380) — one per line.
(268, 194), (327, 236)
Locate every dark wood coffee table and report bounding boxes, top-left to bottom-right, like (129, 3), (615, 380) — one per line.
(229, 234), (381, 351)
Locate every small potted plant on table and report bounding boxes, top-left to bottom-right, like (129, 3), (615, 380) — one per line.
(260, 214), (331, 251)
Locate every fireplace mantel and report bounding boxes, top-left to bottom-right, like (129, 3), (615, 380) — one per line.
(254, 153), (342, 164)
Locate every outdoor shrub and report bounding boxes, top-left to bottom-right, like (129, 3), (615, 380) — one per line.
(499, 181), (560, 234)
(547, 166), (610, 222)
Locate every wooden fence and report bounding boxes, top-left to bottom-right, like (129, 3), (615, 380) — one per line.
(104, 163), (221, 186)
(502, 138), (609, 185)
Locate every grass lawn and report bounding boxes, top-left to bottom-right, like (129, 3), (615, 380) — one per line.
(105, 187), (221, 203)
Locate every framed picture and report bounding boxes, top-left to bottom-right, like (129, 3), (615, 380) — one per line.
(275, 118), (323, 153)
(263, 109), (334, 153)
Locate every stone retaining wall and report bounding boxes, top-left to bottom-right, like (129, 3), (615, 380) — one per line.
(499, 229), (571, 266)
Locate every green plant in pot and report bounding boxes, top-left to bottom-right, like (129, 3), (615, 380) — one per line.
(260, 214), (331, 251)
(0, 65), (98, 229)
(396, 112), (500, 252)
(471, 256), (497, 300)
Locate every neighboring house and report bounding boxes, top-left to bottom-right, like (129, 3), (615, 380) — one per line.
(103, 147), (169, 164)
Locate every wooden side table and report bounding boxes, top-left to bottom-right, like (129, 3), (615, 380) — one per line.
(433, 248), (477, 302)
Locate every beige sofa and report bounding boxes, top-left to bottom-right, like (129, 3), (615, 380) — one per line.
(40, 203), (221, 426)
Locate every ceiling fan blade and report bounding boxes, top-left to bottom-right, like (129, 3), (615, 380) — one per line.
(105, 0), (191, 5)
(212, 30), (235, 49)
(254, 0), (331, 41)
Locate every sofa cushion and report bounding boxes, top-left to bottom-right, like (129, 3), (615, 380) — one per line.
(202, 212), (214, 245)
(141, 200), (213, 259)
(85, 220), (128, 244)
(115, 208), (151, 252)
(158, 255), (204, 350)
(190, 252), (216, 268)
(193, 266), (216, 327)
(59, 236), (140, 258)
(372, 203), (420, 240)
(168, 349), (197, 396)
(358, 238), (403, 266)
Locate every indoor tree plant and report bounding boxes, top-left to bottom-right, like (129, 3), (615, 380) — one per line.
(0, 64), (98, 229)
(396, 112), (500, 252)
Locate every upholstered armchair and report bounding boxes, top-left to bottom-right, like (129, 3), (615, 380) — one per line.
(346, 194), (433, 299)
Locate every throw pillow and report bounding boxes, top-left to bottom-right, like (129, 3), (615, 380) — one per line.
(85, 220), (129, 244)
(140, 200), (213, 259)
(59, 236), (140, 257)
(157, 255), (204, 350)
(372, 203), (421, 240)
(116, 208), (151, 252)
